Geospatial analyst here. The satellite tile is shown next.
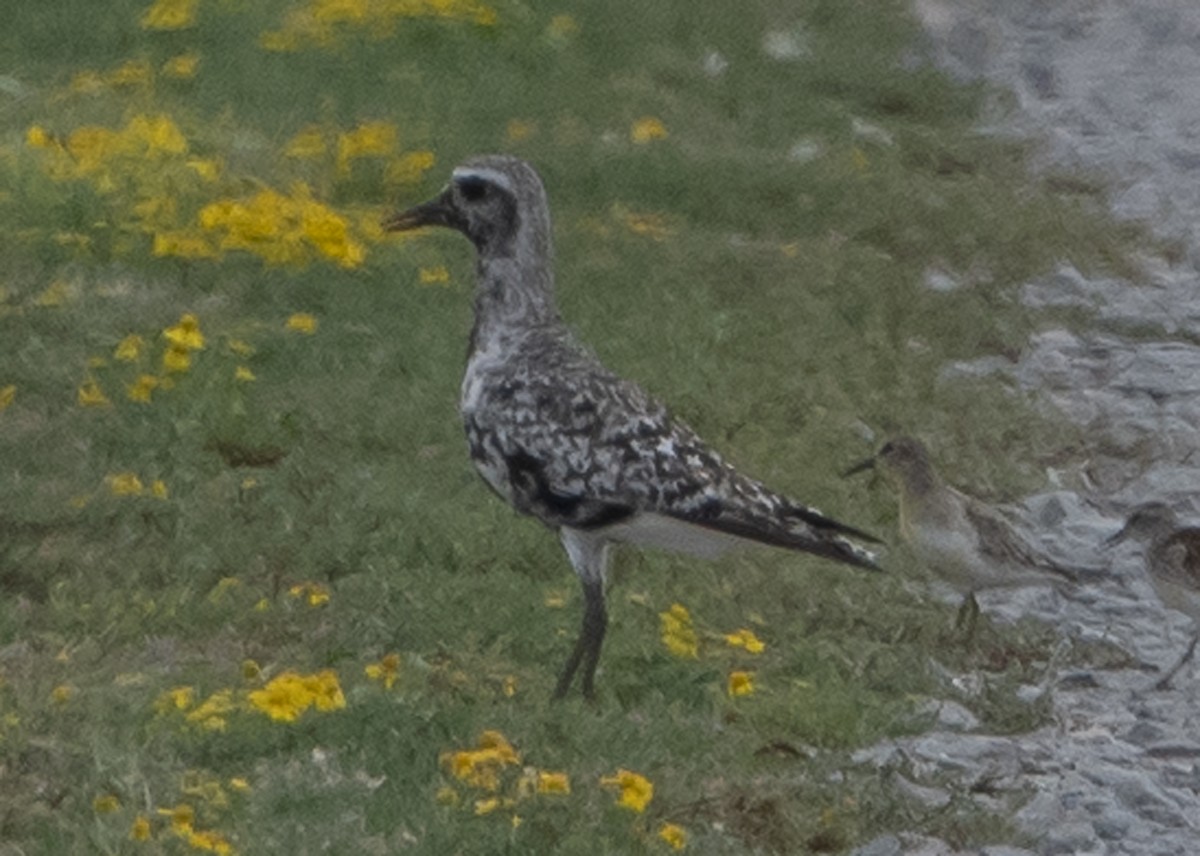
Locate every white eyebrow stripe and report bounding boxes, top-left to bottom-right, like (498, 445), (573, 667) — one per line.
(452, 166), (516, 194)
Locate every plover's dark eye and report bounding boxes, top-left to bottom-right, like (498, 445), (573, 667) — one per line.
(880, 442), (894, 455)
(458, 177), (488, 202)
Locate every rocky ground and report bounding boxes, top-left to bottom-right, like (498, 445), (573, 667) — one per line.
(851, 2), (1200, 853)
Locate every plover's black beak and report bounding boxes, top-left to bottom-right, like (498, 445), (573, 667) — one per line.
(383, 188), (458, 233)
(841, 456), (876, 479)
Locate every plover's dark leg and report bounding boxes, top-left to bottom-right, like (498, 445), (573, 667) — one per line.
(554, 576), (607, 700)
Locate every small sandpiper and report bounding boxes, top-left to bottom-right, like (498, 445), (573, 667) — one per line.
(1105, 502), (1200, 690)
(383, 155), (881, 700)
(845, 436), (1085, 628)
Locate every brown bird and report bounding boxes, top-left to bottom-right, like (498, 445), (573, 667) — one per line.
(1106, 502), (1200, 690)
(846, 437), (1087, 629)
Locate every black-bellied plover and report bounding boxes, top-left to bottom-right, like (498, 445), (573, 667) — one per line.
(1106, 502), (1200, 690)
(383, 155), (881, 699)
(845, 436), (1083, 629)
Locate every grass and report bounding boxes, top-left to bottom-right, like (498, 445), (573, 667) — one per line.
(0, 0), (1149, 853)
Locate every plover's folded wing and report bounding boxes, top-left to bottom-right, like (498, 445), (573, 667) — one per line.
(479, 355), (879, 570)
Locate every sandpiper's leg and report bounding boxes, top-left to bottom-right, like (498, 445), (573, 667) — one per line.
(1152, 631), (1199, 692)
(554, 528), (611, 700)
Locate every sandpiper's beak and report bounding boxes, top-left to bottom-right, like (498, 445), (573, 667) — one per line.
(841, 456), (876, 479)
(1102, 523), (1132, 549)
(382, 189), (457, 233)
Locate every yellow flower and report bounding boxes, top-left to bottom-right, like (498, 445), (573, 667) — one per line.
(108, 60), (153, 87)
(155, 685), (195, 713)
(502, 675), (517, 697)
(505, 119), (535, 143)
(285, 127), (327, 159)
(659, 603), (698, 659)
(163, 345), (191, 373)
(26, 125), (54, 149)
(228, 777), (251, 792)
(114, 334), (145, 362)
(0, 384), (14, 411)
(364, 653), (401, 689)
(336, 122), (397, 174)
(228, 338), (254, 356)
(418, 265), (449, 285)
(162, 52), (200, 78)
(288, 581), (330, 606)
(51, 684), (74, 704)
(130, 814), (152, 841)
(185, 829), (233, 855)
(600, 769), (653, 813)
(127, 374), (159, 403)
(157, 803), (194, 833)
(92, 793), (121, 813)
(727, 670), (755, 697)
(241, 659), (261, 682)
(164, 313), (205, 350)
(185, 690), (235, 731)
(107, 472), (145, 496)
(658, 822), (688, 851)
(35, 279), (72, 307)
(441, 731), (521, 791)
(723, 628), (765, 654)
(475, 796), (501, 815)
(234, 365), (256, 382)
(286, 312), (318, 334)
(151, 480), (169, 500)
(631, 116), (669, 144)
(385, 150), (436, 185)
(141, 0), (198, 30)
(248, 670), (344, 721)
(536, 771), (570, 794)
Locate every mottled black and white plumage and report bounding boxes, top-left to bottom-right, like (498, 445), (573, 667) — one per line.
(385, 155), (880, 699)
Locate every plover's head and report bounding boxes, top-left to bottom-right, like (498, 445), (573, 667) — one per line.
(1106, 501), (1179, 547)
(383, 155), (551, 259)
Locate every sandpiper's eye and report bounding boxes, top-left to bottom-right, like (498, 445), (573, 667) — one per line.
(458, 177), (488, 202)
(880, 442), (894, 455)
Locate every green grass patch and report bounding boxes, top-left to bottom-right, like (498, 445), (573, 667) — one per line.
(0, 0), (1150, 852)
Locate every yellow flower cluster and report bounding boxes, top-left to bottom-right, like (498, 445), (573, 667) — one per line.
(658, 822), (688, 851)
(364, 652), (401, 689)
(199, 184), (365, 268)
(154, 669), (344, 730)
(659, 603), (698, 659)
(723, 628), (765, 654)
(28, 114), (188, 190)
(284, 121), (436, 187)
(105, 472), (169, 499)
(599, 768), (654, 813)
(442, 730), (521, 791)
(155, 800), (236, 854)
(260, 0), (498, 52)
(630, 116), (669, 144)
(727, 670), (755, 697)
(440, 731), (572, 825)
(287, 581), (331, 607)
(141, 0), (199, 30)
(247, 670), (346, 722)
